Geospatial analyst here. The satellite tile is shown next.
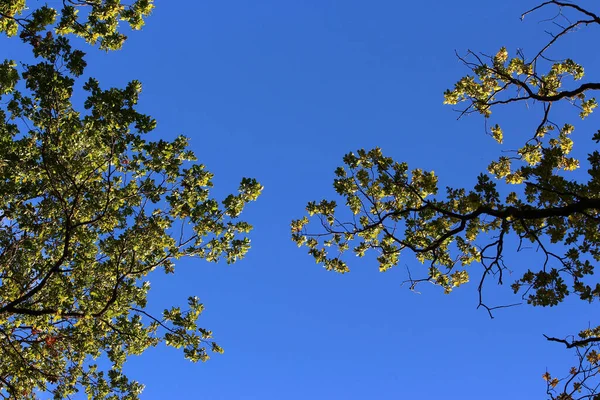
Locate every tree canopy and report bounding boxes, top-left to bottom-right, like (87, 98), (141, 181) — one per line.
(0, 0), (153, 50)
(4, 0), (600, 399)
(0, 1), (261, 398)
(292, 1), (600, 399)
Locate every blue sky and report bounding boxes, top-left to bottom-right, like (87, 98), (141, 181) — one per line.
(4, 0), (598, 398)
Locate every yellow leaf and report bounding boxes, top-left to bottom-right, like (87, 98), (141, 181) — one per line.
(542, 372), (551, 381)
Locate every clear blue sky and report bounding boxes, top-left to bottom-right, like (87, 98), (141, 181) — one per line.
(4, 1), (598, 398)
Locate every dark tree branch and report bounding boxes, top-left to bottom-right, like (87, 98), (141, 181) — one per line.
(544, 334), (600, 349)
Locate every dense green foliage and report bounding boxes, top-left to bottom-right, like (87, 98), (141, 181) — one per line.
(0, 0), (153, 50)
(0, 1), (261, 398)
(293, 1), (600, 399)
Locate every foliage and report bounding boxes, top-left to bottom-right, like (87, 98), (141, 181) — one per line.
(292, 1), (600, 399)
(0, 1), (262, 398)
(0, 0), (154, 50)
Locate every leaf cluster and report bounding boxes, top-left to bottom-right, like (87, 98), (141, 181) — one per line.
(0, 7), (261, 399)
(1, 0), (153, 50)
(293, 2), (600, 398)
